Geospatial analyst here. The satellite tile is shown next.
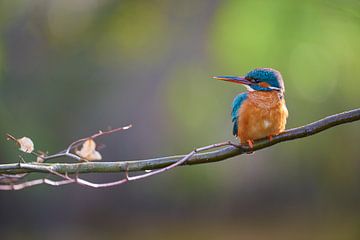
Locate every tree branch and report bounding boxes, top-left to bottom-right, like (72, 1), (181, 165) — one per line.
(1, 108), (359, 176)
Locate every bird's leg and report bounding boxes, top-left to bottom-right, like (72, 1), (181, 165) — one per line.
(268, 135), (273, 141)
(244, 139), (254, 154)
(246, 140), (254, 149)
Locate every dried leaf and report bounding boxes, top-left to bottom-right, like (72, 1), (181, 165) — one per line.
(88, 150), (102, 161)
(36, 152), (46, 163)
(17, 137), (34, 153)
(75, 139), (102, 161)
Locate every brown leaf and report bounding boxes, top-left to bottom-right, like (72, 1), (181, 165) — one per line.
(75, 138), (102, 161)
(17, 137), (34, 153)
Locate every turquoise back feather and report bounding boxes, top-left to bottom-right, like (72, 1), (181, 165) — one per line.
(232, 92), (248, 136)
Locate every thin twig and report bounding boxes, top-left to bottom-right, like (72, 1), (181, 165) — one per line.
(0, 108), (359, 190)
(0, 142), (235, 190)
(1, 108), (358, 176)
(64, 125), (132, 154)
(42, 125), (132, 162)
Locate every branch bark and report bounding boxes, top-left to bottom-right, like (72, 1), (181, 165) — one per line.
(1, 108), (359, 176)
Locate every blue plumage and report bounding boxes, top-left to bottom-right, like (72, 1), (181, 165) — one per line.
(246, 68), (285, 92)
(214, 68), (288, 143)
(231, 92), (248, 136)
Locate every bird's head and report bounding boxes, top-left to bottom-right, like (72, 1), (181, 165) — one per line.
(214, 68), (285, 92)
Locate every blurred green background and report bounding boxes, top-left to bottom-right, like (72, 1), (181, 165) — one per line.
(0, 0), (359, 239)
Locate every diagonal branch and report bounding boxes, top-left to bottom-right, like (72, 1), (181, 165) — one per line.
(0, 108), (359, 176)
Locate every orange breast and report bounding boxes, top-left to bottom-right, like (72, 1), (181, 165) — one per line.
(237, 91), (288, 143)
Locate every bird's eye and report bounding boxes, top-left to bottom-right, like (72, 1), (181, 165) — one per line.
(249, 78), (260, 83)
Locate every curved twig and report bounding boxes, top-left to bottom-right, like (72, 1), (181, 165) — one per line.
(0, 108), (359, 176)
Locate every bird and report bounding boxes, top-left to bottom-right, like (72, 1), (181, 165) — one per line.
(214, 68), (288, 148)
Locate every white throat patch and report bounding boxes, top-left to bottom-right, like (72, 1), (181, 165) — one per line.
(245, 85), (254, 91)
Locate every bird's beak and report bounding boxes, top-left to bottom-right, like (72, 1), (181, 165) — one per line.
(213, 76), (252, 85)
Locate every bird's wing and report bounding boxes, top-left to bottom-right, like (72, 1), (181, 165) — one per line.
(231, 92), (248, 136)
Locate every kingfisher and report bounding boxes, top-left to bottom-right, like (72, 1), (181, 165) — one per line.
(214, 68), (288, 148)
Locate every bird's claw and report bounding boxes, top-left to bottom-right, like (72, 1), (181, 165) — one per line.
(245, 140), (254, 154)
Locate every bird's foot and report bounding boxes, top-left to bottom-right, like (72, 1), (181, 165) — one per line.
(246, 140), (254, 149)
(245, 140), (255, 154)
